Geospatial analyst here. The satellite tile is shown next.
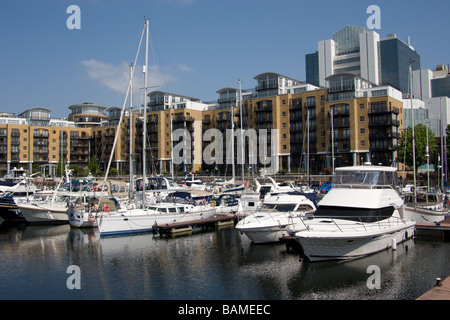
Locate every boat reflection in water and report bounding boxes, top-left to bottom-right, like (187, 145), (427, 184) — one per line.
(0, 218), (448, 300)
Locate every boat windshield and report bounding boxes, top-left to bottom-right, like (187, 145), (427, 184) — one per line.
(260, 203), (297, 212)
(332, 169), (397, 189)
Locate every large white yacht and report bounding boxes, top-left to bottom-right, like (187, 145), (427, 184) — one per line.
(287, 165), (416, 262)
(235, 192), (317, 244)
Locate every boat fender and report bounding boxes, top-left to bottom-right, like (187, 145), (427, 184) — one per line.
(103, 204), (110, 212)
(210, 200), (216, 207)
(88, 213), (96, 223)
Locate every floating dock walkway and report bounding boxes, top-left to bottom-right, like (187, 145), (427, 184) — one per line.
(415, 216), (450, 241)
(417, 276), (450, 300)
(152, 214), (238, 235)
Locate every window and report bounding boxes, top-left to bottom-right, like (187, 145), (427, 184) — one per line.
(360, 104), (364, 110)
(360, 116), (365, 122)
(282, 123), (286, 128)
(283, 145), (287, 150)
(360, 128), (366, 134)
(282, 111), (286, 117)
(361, 140), (366, 146)
(282, 134), (287, 139)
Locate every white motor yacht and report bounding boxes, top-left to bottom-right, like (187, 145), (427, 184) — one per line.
(286, 165), (416, 262)
(235, 193), (317, 244)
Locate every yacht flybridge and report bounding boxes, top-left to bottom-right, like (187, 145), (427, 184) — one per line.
(287, 165), (416, 262)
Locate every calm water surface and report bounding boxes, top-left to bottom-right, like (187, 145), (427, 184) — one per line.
(0, 219), (449, 300)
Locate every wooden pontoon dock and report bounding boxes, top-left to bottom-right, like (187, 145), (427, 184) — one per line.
(417, 276), (450, 300)
(415, 217), (450, 241)
(152, 214), (238, 235)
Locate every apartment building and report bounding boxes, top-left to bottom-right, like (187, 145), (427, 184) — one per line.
(0, 107), (92, 177)
(0, 71), (405, 177)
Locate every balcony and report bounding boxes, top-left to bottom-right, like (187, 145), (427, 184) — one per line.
(369, 105), (400, 115)
(256, 79), (278, 91)
(256, 116), (272, 123)
(173, 116), (194, 123)
(370, 119), (400, 127)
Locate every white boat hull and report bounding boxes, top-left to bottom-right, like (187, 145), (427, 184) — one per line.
(97, 208), (216, 236)
(19, 204), (68, 225)
(403, 206), (448, 224)
(292, 221), (415, 262)
(236, 213), (294, 244)
(68, 209), (98, 228)
(238, 226), (289, 244)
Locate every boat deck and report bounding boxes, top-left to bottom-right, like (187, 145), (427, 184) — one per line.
(417, 276), (450, 300)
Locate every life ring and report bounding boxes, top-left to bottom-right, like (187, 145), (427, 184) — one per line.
(210, 200), (216, 207)
(103, 204), (110, 212)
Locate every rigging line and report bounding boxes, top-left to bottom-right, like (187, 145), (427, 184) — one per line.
(148, 19), (169, 93)
(103, 23), (146, 184)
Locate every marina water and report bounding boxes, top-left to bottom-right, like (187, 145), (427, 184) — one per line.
(0, 218), (449, 300)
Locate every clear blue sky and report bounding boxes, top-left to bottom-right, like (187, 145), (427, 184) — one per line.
(1, 0), (449, 118)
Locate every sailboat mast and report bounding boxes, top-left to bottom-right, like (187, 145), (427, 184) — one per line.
(170, 116), (174, 180)
(129, 63), (134, 199)
(331, 109), (334, 175)
(307, 109), (310, 184)
(231, 93), (235, 182)
(239, 80), (244, 185)
(409, 60), (417, 203)
(142, 19), (149, 195)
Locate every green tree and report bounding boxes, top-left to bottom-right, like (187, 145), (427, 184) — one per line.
(89, 155), (98, 174)
(56, 157), (66, 177)
(398, 124), (436, 170)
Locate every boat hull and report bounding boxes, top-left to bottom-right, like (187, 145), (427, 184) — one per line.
(68, 209), (98, 228)
(0, 204), (25, 221)
(236, 213), (294, 244)
(97, 208), (217, 236)
(293, 222), (415, 262)
(238, 226), (289, 244)
(18, 205), (68, 225)
(403, 206), (448, 224)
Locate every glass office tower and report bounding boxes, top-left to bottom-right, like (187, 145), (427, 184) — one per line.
(379, 37), (421, 94)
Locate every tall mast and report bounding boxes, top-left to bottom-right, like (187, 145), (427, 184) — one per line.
(129, 63), (134, 199)
(170, 116), (174, 180)
(239, 80), (244, 185)
(409, 59), (416, 204)
(331, 109), (334, 175)
(307, 109), (310, 184)
(142, 19), (149, 193)
(231, 92), (235, 183)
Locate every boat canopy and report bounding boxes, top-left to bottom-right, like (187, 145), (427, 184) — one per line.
(333, 166), (398, 189)
(164, 190), (212, 204)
